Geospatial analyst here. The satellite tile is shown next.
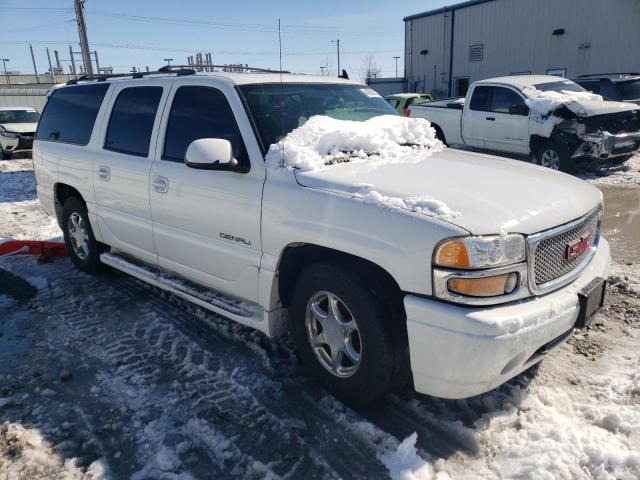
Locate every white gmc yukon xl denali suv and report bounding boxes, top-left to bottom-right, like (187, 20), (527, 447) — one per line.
(33, 69), (610, 405)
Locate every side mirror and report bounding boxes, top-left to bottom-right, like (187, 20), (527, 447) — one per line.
(509, 104), (529, 116)
(185, 138), (237, 170)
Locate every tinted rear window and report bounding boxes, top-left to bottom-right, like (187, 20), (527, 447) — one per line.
(469, 86), (492, 111)
(104, 87), (163, 157)
(36, 83), (110, 145)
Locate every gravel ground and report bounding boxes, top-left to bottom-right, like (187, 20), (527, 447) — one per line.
(0, 154), (639, 479)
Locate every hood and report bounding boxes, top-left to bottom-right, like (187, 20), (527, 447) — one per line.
(0, 123), (38, 134)
(294, 149), (602, 235)
(571, 99), (639, 117)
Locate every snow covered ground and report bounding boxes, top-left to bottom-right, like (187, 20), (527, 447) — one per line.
(1, 155), (639, 479)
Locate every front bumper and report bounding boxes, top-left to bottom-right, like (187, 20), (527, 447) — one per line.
(574, 130), (640, 159)
(405, 237), (610, 399)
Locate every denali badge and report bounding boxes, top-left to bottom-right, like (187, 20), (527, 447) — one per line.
(220, 232), (251, 246)
(566, 234), (592, 261)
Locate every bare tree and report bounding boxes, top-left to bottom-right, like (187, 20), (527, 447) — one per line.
(359, 55), (381, 82)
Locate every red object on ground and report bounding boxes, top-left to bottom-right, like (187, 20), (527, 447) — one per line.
(0, 240), (68, 264)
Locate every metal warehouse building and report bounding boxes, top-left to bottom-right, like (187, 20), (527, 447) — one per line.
(404, 0), (640, 98)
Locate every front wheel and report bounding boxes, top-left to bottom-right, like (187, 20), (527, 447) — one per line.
(289, 262), (406, 405)
(535, 141), (575, 172)
(0, 147), (10, 160)
(62, 197), (106, 273)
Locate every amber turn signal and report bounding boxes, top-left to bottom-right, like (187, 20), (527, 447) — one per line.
(434, 240), (470, 268)
(448, 273), (518, 297)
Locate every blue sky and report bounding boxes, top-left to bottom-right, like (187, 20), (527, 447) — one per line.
(0, 0), (450, 80)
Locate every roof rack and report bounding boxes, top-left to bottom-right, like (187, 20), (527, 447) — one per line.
(66, 64), (289, 85)
(576, 72), (640, 78)
(158, 64), (289, 74)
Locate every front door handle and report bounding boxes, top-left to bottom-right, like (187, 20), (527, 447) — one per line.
(152, 176), (169, 194)
(98, 166), (110, 181)
(486, 116), (496, 121)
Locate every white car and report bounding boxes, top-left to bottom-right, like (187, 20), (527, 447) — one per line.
(0, 107), (40, 159)
(33, 68), (610, 404)
(409, 75), (640, 172)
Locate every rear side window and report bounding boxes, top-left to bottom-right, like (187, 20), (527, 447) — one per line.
(35, 83), (109, 145)
(469, 86), (492, 111)
(163, 86), (248, 164)
(104, 87), (163, 157)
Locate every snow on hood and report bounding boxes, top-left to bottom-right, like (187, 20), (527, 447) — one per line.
(295, 148), (602, 235)
(265, 115), (444, 171)
(523, 86), (638, 117)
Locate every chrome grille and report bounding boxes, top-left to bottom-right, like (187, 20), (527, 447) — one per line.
(530, 210), (600, 289)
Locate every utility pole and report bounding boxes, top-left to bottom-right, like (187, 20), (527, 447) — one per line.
(46, 48), (56, 83)
(94, 50), (100, 74)
(29, 44), (40, 83)
(69, 45), (77, 79)
(54, 50), (62, 73)
(1, 58), (9, 86)
(331, 39), (340, 76)
(393, 56), (400, 77)
(74, 0), (93, 75)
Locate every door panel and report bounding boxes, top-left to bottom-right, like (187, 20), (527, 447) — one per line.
(483, 86), (530, 154)
(150, 81), (265, 302)
(93, 80), (172, 265)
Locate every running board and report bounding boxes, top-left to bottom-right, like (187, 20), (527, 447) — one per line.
(100, 252), (263, 329)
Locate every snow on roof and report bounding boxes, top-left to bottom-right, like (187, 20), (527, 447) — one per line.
(265, 114), (443, 171)
(0, 106), (36, 111)
(477, 75), (572, 89)
(386, 93), (425, 99)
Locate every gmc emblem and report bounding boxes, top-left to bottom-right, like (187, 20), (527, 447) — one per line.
(566, 234), (592, 260)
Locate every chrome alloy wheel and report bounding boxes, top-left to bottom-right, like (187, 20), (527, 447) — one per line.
(540, 148), (561, 170)
(67, 212), (90, 260)
(305, 291), (362, 378)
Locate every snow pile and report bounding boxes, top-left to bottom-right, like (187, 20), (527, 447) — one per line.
(355, 185), (461, 221)
(265, 115), (443, 171)
(0, 422), (108, 479)
(523, 85), (603, 117)
(380, 433), (450, 480)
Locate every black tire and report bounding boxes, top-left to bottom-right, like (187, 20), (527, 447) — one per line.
(289, 262), (407, 405)
(0, 148), (10, 160)
(535, 141), (575, 173)
(433, 124), (447, 145)
(61, 197), (105, 273)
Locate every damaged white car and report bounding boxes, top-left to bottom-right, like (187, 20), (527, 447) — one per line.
(409, 75), (640, 171)
(34, 70), (610, 404)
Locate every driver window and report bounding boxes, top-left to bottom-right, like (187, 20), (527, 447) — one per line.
(491, 87), (526, 114)
(163, 86), (248, 165)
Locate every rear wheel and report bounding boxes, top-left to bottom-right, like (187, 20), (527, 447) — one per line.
(433, 125), (447, 145)
(289, 262), (406, 405)
(62, 197), (106, 273)
(536, 141), (575, 172)
(0, 147), (10, 160)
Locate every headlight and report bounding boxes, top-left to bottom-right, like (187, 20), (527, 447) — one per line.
(434, 234), (526, 269)
(0, 127), (18, 139)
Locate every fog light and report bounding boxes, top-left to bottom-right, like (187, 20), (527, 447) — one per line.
(448, 272), (519, 297)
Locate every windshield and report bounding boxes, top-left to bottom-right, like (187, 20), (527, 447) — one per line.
(533, 80), (587, 94)
(239, 83), (397, 149)
(617, 80), (640, 100)
(0, 110), (40, 124)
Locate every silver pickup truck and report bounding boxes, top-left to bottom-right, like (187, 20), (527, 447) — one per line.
(409, 75), (640, 172)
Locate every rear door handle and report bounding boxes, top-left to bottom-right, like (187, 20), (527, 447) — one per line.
(486, 116), (496, 121)
(152, 176), (169, 194)
(97, 166), (110, 181)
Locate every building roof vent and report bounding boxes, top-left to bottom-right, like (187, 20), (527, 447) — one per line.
(469, 44), (484, 62)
